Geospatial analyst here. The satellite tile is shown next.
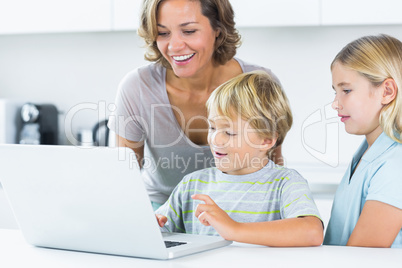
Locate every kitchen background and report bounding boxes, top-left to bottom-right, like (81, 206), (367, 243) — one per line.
(1, 0), (402, 229)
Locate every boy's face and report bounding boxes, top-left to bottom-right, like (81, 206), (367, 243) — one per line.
(207, 108), (271, 175)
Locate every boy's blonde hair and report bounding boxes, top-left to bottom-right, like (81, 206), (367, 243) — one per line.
(331, 34), (402, 143)
(206, 71), (293, 150)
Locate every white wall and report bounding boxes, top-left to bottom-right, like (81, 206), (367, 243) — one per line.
(1, 25), (401, 173)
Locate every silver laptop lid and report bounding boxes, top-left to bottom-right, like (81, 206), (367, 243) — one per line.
(0, 144), (170, 259)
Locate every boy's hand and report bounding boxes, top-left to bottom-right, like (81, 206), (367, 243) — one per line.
(155, 214), (167, 227)
(192, 194), (238, 240)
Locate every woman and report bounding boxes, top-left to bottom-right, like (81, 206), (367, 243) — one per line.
(108, 0), (283, 209)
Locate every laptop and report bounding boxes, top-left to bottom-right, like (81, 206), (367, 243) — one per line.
(0, 144), (231, 259)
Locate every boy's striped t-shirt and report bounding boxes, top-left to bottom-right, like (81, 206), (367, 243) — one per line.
(156, 161), (322, 236)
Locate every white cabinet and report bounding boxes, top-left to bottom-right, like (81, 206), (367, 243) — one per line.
(112, 0), (322, 30)
(321, 0), (402, 25)
(1, 0), (402, 35)
(111, 0), (322, 29)
(112, 0), (142, 31)
(231, 0), (402, 27)
(0, 0), (111, 34)
(231, 0), (320, 27)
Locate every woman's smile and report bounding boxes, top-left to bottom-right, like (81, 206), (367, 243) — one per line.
(171, 53), (196, 66)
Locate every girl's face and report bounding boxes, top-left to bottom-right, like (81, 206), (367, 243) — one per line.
(156, 0), (219, 78)
(207, 108), (271, 176)
(331, 62), (384, 144)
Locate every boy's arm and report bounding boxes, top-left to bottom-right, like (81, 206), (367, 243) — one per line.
(347, 200), (402, 247)
(155, 200), (186, 232)
(193, 194), (323, 247)
(155, 184), (186, 233)
(156, 214), (168, 227)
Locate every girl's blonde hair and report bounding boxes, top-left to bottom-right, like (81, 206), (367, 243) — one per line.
(331, 34), (402, 143)
(206, 71), (293, 150)
(138, 0), (241, 69)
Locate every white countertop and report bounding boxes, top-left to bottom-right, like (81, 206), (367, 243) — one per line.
(1, 229), (401, 268)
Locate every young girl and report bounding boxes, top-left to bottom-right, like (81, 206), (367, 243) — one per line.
(155, 71), (323, 247)
(324, 34), (402, 248)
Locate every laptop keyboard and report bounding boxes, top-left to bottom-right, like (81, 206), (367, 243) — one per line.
(164, 241), (187, 248)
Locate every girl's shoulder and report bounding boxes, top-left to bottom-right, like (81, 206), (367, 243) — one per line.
(373, 135), (402, 165)
(379, 141), (402, 167)
(366, 138), (402, 187)
(367, 141), (402, 208)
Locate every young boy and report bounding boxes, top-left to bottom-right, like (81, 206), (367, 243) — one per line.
(155, 71), (323, 247)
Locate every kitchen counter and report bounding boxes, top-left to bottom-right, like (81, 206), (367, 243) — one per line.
(0, 229), (401, 268)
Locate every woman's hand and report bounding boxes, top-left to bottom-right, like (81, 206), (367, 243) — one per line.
(155, 214), (168, 227)
(192, 194), (238, 240)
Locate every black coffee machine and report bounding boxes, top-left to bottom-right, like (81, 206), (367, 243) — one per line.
(19, 103), (59, 145)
